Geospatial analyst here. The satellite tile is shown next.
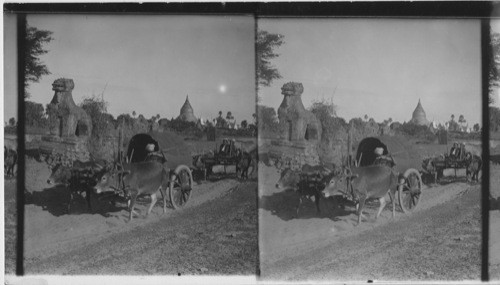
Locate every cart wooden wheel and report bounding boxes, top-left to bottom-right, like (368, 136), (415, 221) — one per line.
(169, 165), (193, 209)
(398, 168), (423, 214)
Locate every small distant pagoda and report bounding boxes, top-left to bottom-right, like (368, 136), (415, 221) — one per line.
(177, 95), (197, 123)
(410, 99), (430, 126)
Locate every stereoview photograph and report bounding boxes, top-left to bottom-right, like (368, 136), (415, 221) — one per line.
(4, 14), (258, 275)
(490, 19), (500, 282)
(257, 18), (482, 281)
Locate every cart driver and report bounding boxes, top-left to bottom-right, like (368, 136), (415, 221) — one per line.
(146, 143), (155, 153)
(459, 142), (466, 159)
(374, 147), (395, 167)
(374, 147), (384, 157)
(144, 140), (166, 163)
(230, 139), (236, 155)
(220, 138), (229, 154)
(374, 147), (384, 163)
(450, 142), (459, 158)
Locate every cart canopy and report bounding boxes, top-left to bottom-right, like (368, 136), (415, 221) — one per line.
(126, 131), (192, 169)
(355, 136), (422, 173)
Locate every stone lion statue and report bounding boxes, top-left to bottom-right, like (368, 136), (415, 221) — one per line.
(277, 82), (322, 142)
(47, 78), (92, 138)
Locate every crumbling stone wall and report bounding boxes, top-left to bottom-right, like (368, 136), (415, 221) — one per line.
(264, 142), (320, 171)
(317, 120), (395, 166)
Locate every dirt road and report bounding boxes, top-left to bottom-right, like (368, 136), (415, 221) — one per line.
(19, 158), (257, 275)
(259, 164), (481, 281)
(25, 181), (257, 275)
(4, 178), (17, 274)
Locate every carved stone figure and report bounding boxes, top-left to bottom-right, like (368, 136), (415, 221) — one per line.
(277, 82), (322, 142)
(47, 78), (92, 138)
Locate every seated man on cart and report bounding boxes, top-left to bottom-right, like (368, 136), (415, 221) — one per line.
(219, 138), (237, 156)
(450, 142), (459, 159)
(373, 147), (395, 168)
(126, 134), (166, 164)
(219, 138), (229, 154)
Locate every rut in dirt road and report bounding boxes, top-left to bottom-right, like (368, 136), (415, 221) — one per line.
(263, 186), (481, 281)
(26, 182), (258, 275)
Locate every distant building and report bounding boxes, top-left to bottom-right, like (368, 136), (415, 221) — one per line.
(177, 95), (197, 123)
(410, 99), (430, 126)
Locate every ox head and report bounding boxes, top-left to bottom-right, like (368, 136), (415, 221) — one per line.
(421, 157), (435, 174)
(4, 147), (17, 167)
(275, 168), (300, 190)
(47, 164), (72, 186)
(192, 154), (206, 169)
(465, 152), (473, 161)
(94, 163), (130, 194)
(322, 167), (357, 198)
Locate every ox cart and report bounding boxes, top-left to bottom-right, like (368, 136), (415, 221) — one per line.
(193, 138), (243, 180)
(421, 142), (479, 183)
(276, 136), (423, 220)
(124, 132), (194, 209)
(353, 137), (423, 213)
(46, 132), (194, 214)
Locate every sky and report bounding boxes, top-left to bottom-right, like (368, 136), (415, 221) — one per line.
(4, 14), (18, 123)
(258, 18), (482, 127)
(491, 19), (500, 109)
(4, 14), (255, 123)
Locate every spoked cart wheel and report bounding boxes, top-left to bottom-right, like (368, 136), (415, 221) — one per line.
(169, 165), (194, 209)
(398, 168), (423, 213)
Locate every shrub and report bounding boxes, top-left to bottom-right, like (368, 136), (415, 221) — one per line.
(167, 118), (197, 133)
(491, 106), (500, 132)
(448, 131), (481, 141)
(398, 122), (435, 142)
(216, 127), (256, 138)
(25, 101), (48, 129)
(241, 120), (248, 129)
(216, 116), (228, 128)
(80, 95), (115, 138)
(4, 126), (16, 135)
(309, 98), (337, 122)
(155, 118), (206, 139)
(80, 95), (116, 158)
(116, 113), (135, 129)
(349, 117), (365, 130)
(257, 104), (280, 134)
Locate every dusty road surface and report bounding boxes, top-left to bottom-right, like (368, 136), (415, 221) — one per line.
(4, 177), (17, 274)
(21, 158), (257, 275)
(259, 164), (481, 281)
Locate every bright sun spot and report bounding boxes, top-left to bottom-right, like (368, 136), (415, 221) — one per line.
(219, 85), (227, 93)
